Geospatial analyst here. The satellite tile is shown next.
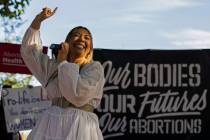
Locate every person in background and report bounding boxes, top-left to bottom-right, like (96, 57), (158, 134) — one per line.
(21, 7), (105, 140)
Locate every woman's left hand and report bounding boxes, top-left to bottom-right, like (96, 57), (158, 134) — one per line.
(57, 42), (69, 62)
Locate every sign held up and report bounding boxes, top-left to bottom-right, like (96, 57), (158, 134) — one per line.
(1, 86), (51, 132)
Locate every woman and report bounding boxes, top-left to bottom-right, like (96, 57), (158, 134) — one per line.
(21, 7), (105, 140)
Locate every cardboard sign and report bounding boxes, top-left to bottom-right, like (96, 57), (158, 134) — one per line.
(1, 86), (51, 132)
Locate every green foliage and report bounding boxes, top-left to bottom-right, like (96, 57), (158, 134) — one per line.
(0, 73), (32, 88)
(0, 0), (30, 19)
(0, 1), (32, 89)
(1, 17), (26, 42)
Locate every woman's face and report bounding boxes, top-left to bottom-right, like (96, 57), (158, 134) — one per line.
(67, 28), (92, 60)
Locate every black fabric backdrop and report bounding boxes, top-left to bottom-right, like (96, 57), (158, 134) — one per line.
(93, 49), (210, 140)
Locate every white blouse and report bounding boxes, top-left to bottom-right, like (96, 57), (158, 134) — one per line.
(21, 27), (105, 108)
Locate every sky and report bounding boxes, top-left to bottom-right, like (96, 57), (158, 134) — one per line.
(2, 0), (210, 50)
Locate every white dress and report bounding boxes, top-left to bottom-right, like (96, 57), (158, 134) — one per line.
(21, 27), (105, 140)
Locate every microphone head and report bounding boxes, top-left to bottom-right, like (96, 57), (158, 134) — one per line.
(50, 44), (60, 58)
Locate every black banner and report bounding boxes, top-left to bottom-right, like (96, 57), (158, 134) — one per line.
(94, 49), (210, 140)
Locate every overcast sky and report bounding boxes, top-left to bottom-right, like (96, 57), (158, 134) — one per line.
(2, 0), (210, 50)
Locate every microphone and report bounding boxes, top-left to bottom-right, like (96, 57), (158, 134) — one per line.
(49, 44), (61, 58)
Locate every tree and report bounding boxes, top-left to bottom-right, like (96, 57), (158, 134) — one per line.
(0, 0), (31, 19)
(0, 0), (30, 42)
(0, 73), (33, 88)
(0, 0), (38, 89)
(0, 17), (26, 42)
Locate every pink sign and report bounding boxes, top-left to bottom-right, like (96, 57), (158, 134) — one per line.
(0, 43), (48, 74)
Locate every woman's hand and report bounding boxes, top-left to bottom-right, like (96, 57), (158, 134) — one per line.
(30, 7), (57, 30)
(37, 7), (58, 22)
(57, 42), (70, 63)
